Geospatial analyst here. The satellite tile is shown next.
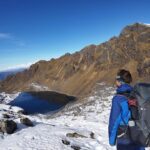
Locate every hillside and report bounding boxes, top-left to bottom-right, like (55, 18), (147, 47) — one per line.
(0, 23), (150, 97)
(0, 68), (26, 81)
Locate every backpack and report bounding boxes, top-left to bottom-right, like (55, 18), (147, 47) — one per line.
(127, 83), (150, 147)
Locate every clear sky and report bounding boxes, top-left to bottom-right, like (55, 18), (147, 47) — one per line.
(0, 0), (150, 71)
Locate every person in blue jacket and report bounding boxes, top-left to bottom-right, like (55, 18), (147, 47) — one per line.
(108, 69), (145, 150)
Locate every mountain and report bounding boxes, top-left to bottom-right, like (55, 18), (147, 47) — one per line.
(0, 68), (26, 81)
(0, 23), (150, 97)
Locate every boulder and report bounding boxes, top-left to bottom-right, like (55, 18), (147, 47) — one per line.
(2, 113), (10, 119)
(62, 139), (70, 145)
(66, 132), (87, 138)
(0, 120), (17, 134)
(71, 145), (81, 150)
(90, 132), (95, 139)
(20, 117), (33, 126)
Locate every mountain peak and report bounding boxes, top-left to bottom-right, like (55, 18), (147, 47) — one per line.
(0, 23), (150, 97)
(120, 22), (150, 36)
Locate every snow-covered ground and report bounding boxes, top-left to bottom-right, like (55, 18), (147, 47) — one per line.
(0, 83), (149, 150)
(0, 92), (20, 104)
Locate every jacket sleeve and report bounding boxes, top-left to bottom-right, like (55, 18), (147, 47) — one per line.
(108, 95), (122, 145)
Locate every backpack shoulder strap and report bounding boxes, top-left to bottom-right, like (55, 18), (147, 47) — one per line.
(117, 93), (138, 107)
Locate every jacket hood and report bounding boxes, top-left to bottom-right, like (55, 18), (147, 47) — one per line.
(117, 84), (133, 94)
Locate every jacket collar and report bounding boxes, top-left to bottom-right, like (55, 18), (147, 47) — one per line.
(116, 84), (133, 94)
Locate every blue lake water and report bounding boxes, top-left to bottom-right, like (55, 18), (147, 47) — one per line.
(9, 92), (69, 114)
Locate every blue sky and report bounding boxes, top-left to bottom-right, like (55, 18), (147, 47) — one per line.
(0, 0), (150, 71)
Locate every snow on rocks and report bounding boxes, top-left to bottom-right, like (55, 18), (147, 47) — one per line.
(0, 104), (24, 114)
(0, 92), (19, 104)
(0, 83), (149, 150)
(0, 104), (11, 110)
(0, 102), (33, 135)
(29, 82), (49, 91)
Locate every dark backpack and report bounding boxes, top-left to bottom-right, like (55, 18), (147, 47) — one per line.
(127, 83), (150, 147)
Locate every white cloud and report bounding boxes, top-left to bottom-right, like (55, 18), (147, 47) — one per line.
(0, 32), (25, 47)
(7, 63), (32, 69)
(0, 62), (33, 72)
(0, 33), (12, 39)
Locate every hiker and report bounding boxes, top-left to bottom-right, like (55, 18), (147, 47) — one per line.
(108, 69), (145, 150)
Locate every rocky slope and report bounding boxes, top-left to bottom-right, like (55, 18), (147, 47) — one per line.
(0, 23), (150, 97)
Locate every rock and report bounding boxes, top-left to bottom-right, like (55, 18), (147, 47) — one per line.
(62, 139), (70, 145)
(90, 132), (95, 139)
(0, 120), (17, 134)
(71, 145), (81, 150)
(20, 117), (33, 126)
(137, 59), (150, 77)
(2, 113), (10, 119)
(66, 132), (87, 138)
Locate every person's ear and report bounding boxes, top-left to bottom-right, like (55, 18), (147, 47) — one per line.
(116, 80), (121, 87)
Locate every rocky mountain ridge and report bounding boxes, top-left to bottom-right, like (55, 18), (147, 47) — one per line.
(0, 23), (150, 98)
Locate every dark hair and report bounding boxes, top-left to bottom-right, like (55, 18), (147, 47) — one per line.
(116, 69), (132, 84)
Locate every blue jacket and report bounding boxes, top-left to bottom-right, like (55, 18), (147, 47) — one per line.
(108, 84), (133, 145)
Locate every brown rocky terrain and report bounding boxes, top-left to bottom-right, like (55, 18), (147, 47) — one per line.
(0, 23), (150, 98)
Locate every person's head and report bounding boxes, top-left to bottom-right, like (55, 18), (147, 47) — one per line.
(115, 69), (132, 87)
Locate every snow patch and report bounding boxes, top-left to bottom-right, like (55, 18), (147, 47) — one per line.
(29, 83), (49, 91)
(0, 92), (20, 104)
